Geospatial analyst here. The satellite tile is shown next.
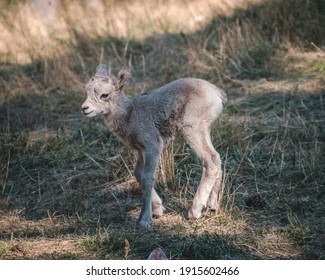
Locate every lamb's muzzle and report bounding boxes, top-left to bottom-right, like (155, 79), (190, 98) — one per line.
(82, 64), (227, 229)
(81, 106), (91, 115)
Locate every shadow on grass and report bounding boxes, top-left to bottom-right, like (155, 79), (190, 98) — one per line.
(0, 86), (324, 260)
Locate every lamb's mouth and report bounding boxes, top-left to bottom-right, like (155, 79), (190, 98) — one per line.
(83, 110), (105, 116)
(83, 110), (94, 116)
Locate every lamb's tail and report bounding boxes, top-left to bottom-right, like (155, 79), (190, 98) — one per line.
(218, 88), (228, 107)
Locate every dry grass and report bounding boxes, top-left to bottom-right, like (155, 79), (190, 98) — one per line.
(0, 0), (324, 259)
(0, 0), (263, 65)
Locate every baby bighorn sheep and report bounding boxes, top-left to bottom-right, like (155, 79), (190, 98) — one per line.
(82, 64), (227, 229)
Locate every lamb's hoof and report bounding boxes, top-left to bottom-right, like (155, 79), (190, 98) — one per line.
(187, 209), (201, 221)
(136, 219), (151, 229)
(153, 206), (165, 218)
(208, 204), (221, 213)
(208, 201), (217, 211)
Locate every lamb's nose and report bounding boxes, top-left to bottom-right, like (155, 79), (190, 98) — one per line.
(81, 106), (89, 114)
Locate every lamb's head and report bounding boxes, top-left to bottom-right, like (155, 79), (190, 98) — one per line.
(81, 64), (130, 117)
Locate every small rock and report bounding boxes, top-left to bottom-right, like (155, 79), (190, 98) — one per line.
(148, 248), (168, 260)
(245, 194), (267, 209)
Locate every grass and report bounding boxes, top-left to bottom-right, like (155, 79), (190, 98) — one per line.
(0, 0), (325, 259)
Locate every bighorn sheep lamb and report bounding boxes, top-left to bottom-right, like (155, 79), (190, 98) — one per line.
(81, 64), (227, 228)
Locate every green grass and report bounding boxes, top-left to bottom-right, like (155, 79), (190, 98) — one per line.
(0, 0), (325, 259)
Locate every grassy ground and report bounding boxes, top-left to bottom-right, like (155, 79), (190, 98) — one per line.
(0, 0), (324, 259)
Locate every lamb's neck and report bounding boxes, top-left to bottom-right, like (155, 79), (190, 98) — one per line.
(104, 92), (133, 139)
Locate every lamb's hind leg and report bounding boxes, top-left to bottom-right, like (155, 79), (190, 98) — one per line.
(184, 126), (221, 219)
(134, 151), (164, 218)
(207, 165), (223, 212)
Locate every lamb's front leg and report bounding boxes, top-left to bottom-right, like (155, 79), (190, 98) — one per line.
(134, 151), (164, 218)
(136, 144), (162, 229)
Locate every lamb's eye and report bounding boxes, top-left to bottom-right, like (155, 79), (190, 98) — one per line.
(100, 93), (109, 99)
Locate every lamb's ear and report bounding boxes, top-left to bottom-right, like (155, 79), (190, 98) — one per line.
(95, 64), (108, 77)
(117, 69), (131, 91)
